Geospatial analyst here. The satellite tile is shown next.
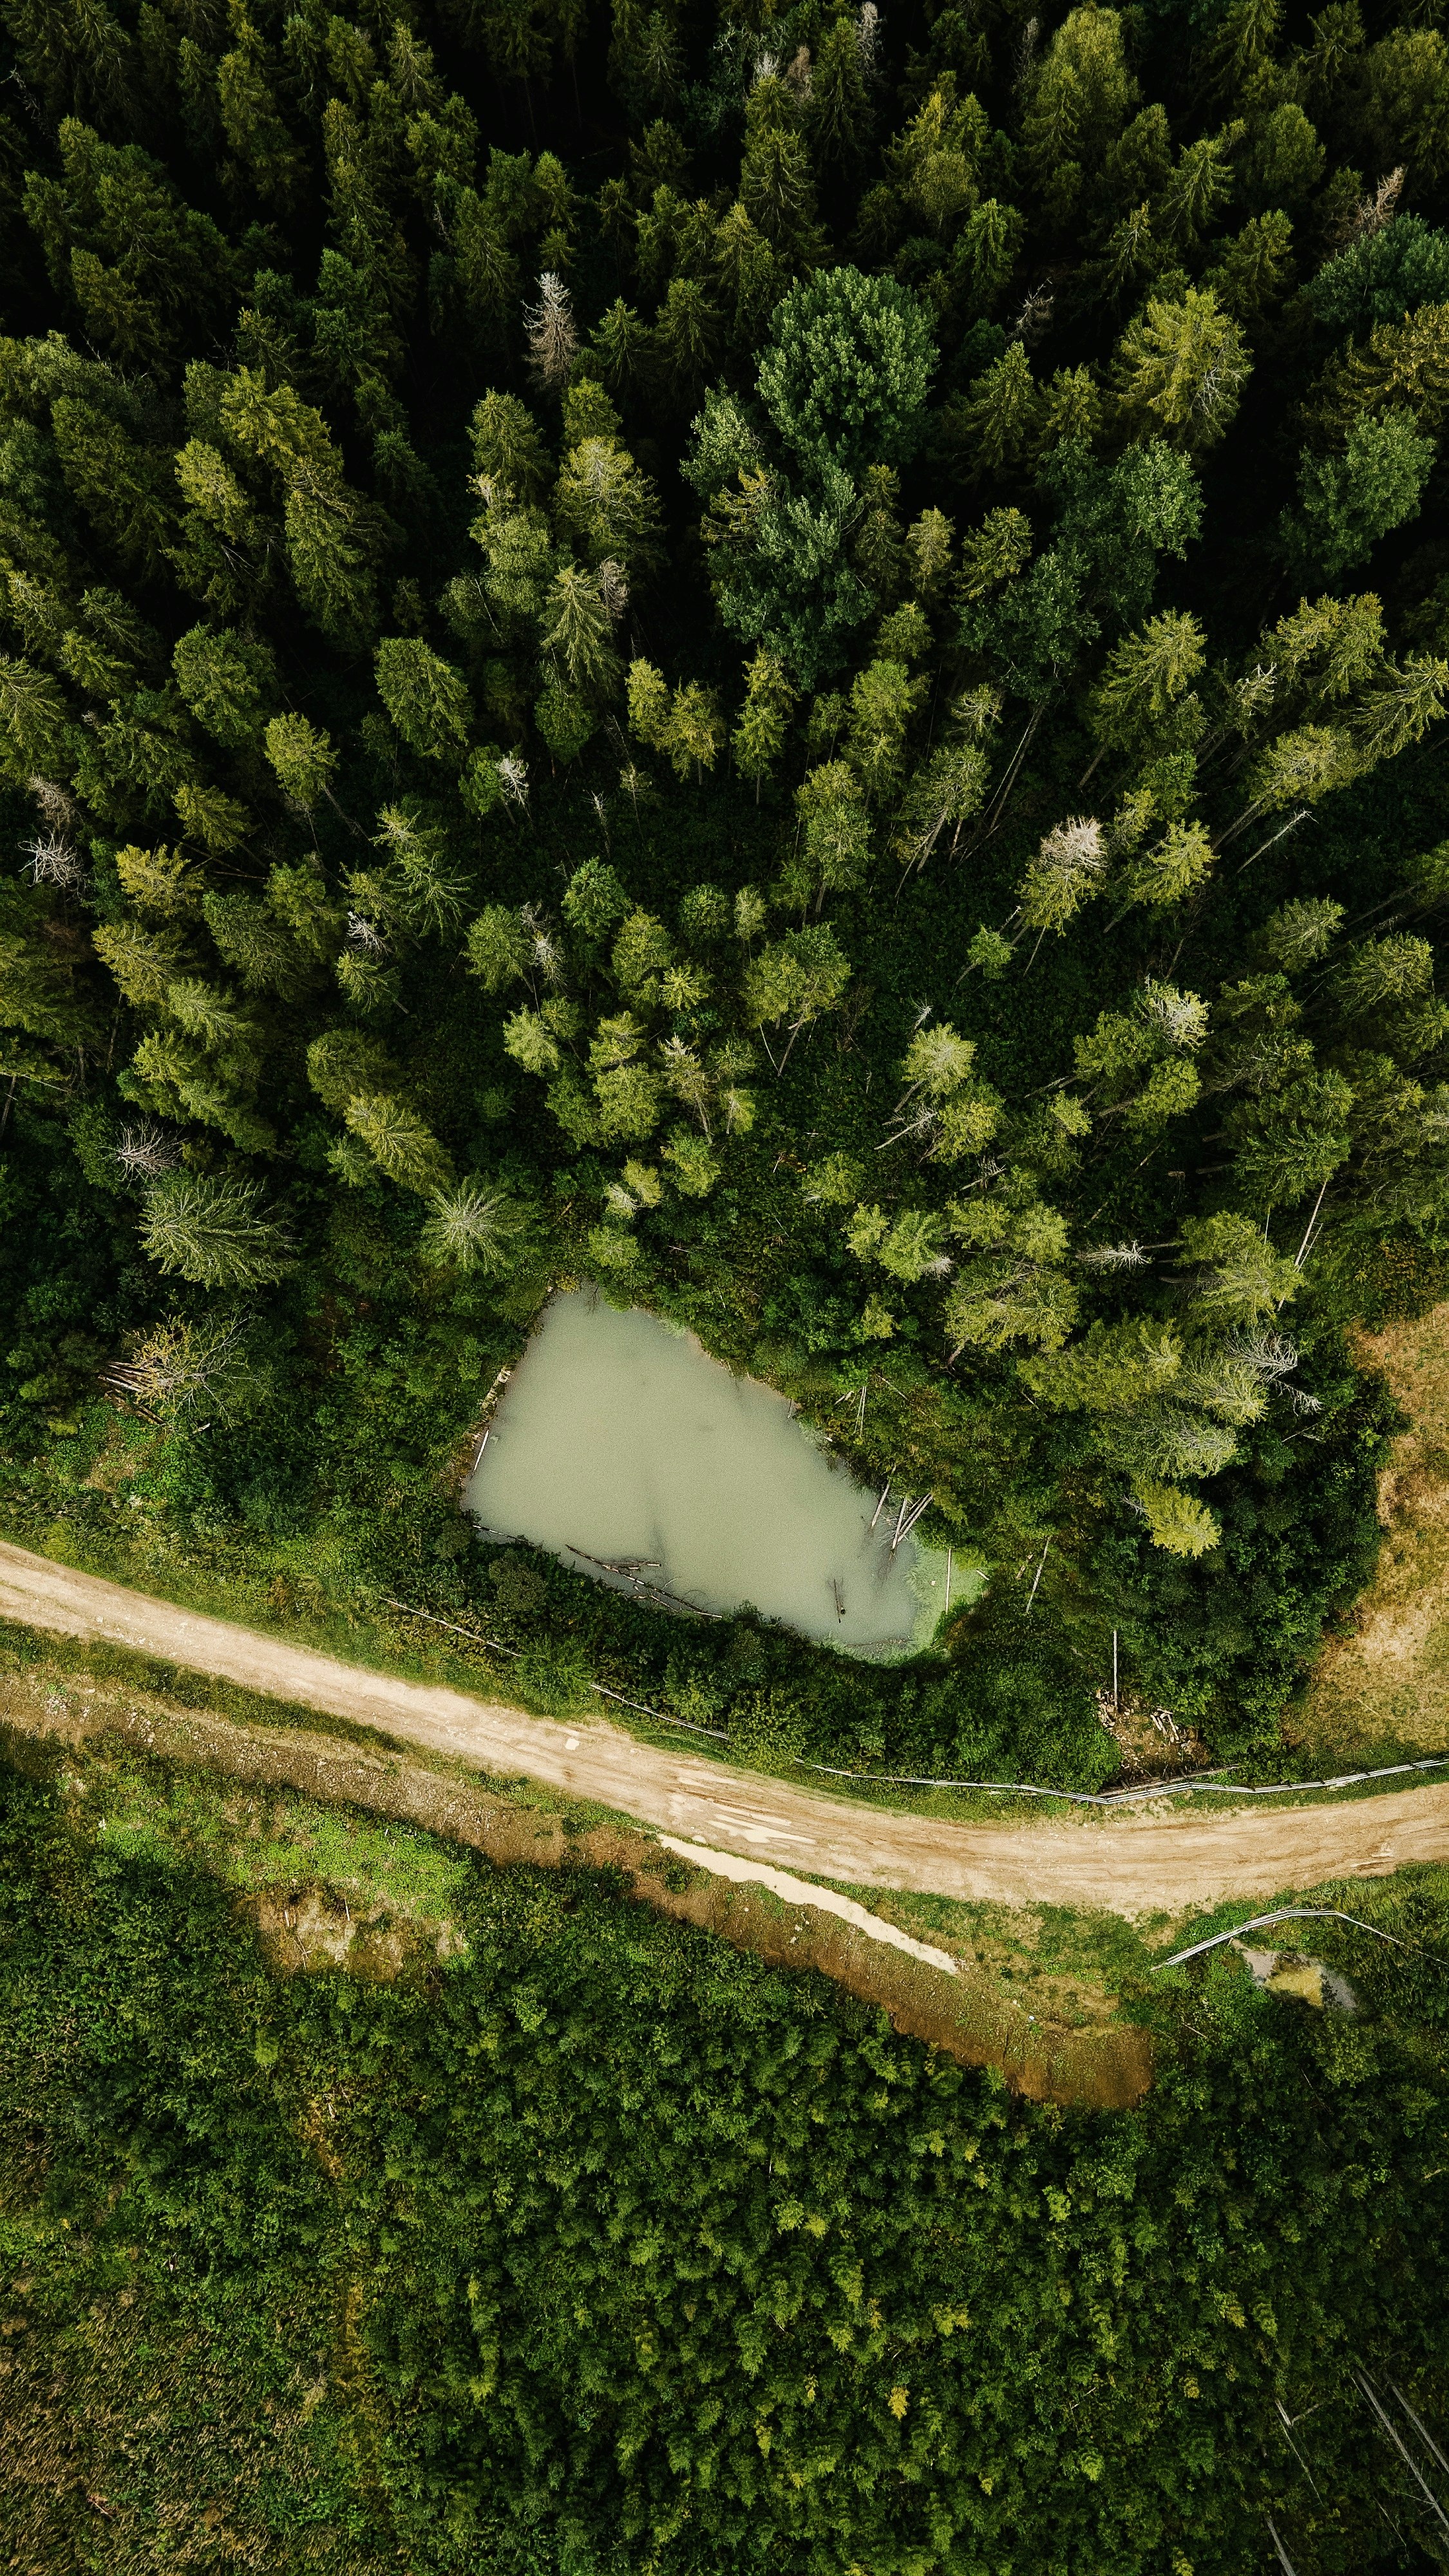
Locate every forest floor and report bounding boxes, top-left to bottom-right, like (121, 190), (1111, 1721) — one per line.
(1302, 1297), (1449, 1756)
(4, 1537), (1448, 1917)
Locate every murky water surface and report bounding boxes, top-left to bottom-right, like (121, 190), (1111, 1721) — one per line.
(465, 1289), (974, 1655)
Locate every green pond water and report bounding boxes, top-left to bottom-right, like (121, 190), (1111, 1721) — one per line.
(464, 1288), (978, 1656)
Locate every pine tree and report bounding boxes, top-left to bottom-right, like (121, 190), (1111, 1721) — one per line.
(374, 636), (472, 761)
(845, 658), (922, 804)
(524, 272), (578, 389)
(264, 712), (337, 809)
(732, 649), (795, 795)
(652, 277), (721, 408)
(954, 200), (1024, 314)
(114, 843), (202, 916)
(950, 344), (1039, 482)
(808, 17), (871, 173)
(171, 624), (276, 747)
(956, 507), (1032, 600)
(471, 390), (551, 502)
(283, 478), (380, 650)
(50, 399), (173, 575)
(1089, 611), (1206, 759)
(419, 1180), (526, 1274)
(465, 905), (531, 991)
(345, 1090), (453, 1194)
(216, 24), (303, 209)
(553, 436), (664, 578)
(540, 566), (620, 699)
(1112, 289), (1251, 448)
(0, 656), (76, 781)
(141, 1171), (292, 1287)
(587, 298), (651, 399)
(1019, 817), (1108, 936)
(742, 923), (851, 1066)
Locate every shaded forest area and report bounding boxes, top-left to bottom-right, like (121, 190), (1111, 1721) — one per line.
(4, 0), (1449, 1779)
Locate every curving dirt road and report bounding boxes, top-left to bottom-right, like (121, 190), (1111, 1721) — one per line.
(4, 1538), (1448, 1917)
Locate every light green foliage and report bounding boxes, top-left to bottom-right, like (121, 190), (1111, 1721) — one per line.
(742, 924), (851, 1064)
(469, 388), (551, 500)
(553, 433), (664, 581)
(463, 906), (531, 994)
(1089, 612), (1206, 757)
(1123, 819), (1214, 909)
(563, 859), (630, 942)
(611, 908), (674, 998)
(540, 565), (620, 702)
(263, 712), (336, 808)
(802, 1149), (862, 1207)
(1334, 932), (1437, 1020)
(419, 1181), (526, 1274)
(114, 842), (202, 918)
(627, 657), (724, 778)
(661, 1126), (719, 1195)
(92, 918), (190, 1008)
(0, 654), (75, 779)
(374, 636), (472, 761)
(784, 761), (872, 913)
(1259, 897), (1344, 971)
(1019, 816), (1108, 936)
(344, 1090), (453, 1195)
(1112, 288), (1251, 447)
(943, 1186), (1078, 1354)
(502, 1007), (562, 1077)
(732, 648), (795, 785)
(1133, 1478), (1221, 1556)
(956, 509), (1032, 601)
(201, 893), (308, 1001)
(1227, 1065), (1357, 1205)
(175, 781), (248, 851)
(140, 1169), (291, 1285)
(1308, 298), (1449, 442)
(305, 1025), (399, 1115)
(1074, 981), (1208, 1129)
(1023, 6), (1140, 218)
(968, 925), (1014, 976)
(172, 624), (276, 747)
(1179, 1213), (1300, 1321)
(845, 659), (924, 805)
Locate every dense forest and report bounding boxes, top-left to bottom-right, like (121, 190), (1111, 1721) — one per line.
(4, 0), (1449, 1776)
(4, 1734), (1449, 2573)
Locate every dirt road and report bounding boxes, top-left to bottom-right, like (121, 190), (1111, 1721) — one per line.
(4, 1539), (1448, 1917)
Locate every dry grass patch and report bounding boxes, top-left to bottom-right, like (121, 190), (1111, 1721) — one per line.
(1303, 1300), (1449, 1757)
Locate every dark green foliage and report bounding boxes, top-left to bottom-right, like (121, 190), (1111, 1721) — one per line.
(3, 1754), (1448, 2573)
(1307, 215), (1449, 334)
(756, 267), (938, 478)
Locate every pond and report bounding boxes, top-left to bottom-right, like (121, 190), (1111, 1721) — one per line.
(464, 1288), (977, 1658)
